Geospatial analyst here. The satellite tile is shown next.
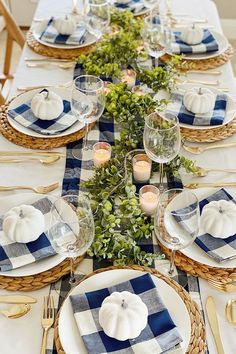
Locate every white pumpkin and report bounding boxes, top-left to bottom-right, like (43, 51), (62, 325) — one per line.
(183, 87), (215, 114)
(201, 200), (236, 239)
(99, 291), (148, 341)
(3, 205), (45, 243)
(54, 15), (76, 35)
(180, 24), (204, 45)
(31, 90), (64, 120)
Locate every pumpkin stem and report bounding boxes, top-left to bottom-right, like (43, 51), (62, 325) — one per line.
(19, 209), (24, 218)
(198, 87), (202, 95)
(219, 206), (223, 214)
(192, 23), (195, 29)
(45, 90), (50, 100)
(121, 299), (128, 309)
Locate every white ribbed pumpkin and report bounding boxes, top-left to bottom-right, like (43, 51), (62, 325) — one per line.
(180, 24), (204, 45)
(3, 205), (45, 243)
(31, 90), (64, 120)
(99, 291), (148, 341)
(201, 200), (236, 239)
(54, 15), (76, 35)
(183, 87), (215, 114)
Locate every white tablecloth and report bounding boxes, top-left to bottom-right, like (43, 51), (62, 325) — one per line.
(0, 0), (235, 353)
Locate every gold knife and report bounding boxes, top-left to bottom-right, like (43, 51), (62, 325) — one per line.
(185, 182), (236, 189)
(0, 295), (37, 304)
(206, 296), (225, 354)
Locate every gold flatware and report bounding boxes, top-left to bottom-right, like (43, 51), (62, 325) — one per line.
(41, 296), (54, 354)
(208, 279), (236, 292)
(170, 15), (208, 24)
(183, 142), (236, 154)
(0, 304), (31, 319)
(0, 151), (65, 157)
(24, 57), (73, 63)
(26, 62), (74, 70)
(196, 167), (236, 177)
(0, 182), (59, 194)
(185, 182), (236, 189)
(206, 296), (225, 354)
(225, 300), (236, 326)
(0, 295), (37, 304)
(178, 79), (220, 86)
(0, 156), (60, 165)
(17, 81), (72, 91)
(185, 70), (222, 76)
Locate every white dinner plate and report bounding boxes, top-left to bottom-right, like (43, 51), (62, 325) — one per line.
(168, 29), (229, 60)
(180, 188), (236, 269)
(0, 193), (64, 277)
(58, 269), (191, 354)
(7, 87), (85, 138)
(154, 84), (236, 130)
(33, 20), (97, 49)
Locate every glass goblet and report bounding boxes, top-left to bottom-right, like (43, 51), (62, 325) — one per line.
(48, 195), (94, 286)
(71, 75), (105, 158)
(86, 0), (110, 39)
(143, 112), (181, 191)
(154, 188), (200, 276)
(142, 19), (167, 62)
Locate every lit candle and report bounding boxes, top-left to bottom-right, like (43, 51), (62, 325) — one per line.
(139, 185), (160, 216)
(132, 85), (147, 96)
(121, 69), (136, 89)
(103, 81), (111, 95)
(132, 154), (152, 183)
(93, 142), (111, 167)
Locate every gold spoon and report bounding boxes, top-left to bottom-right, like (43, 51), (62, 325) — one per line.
(26, 62), (74, 70)
(183, 142), (236, 154)
(196, 167), (236, 177)
(0, 156), (60, 165)
(0, 304), (31, 319)
(225, 300), (236, 327)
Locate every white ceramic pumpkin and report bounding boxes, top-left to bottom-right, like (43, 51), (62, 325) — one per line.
(31, 90), (64, 120)
(183, 87), (215, 114)
(54, 15), (76, 35)
(180, 24), (204, 45)
(3, 205), (45, 243)
(99, 291), (148, 341)
(201, 200), (236, 239)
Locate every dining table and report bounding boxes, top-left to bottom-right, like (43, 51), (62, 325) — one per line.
(0, 0), (236, 353)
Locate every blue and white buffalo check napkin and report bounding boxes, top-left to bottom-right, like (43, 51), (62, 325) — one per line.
(174, 189), (236, 263)
(171, 29), (219, 54)
(8, 96), (77, 135)
(70, 273), (183, 354)
(0, 198), (55, 271)
(40, 18), (87, 46)
(166, 92), (227, 126)
(113, 0), (146, 14)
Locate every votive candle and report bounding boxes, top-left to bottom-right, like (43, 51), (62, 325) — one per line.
(93, 142), (111, 167)
(132, 154), (152, 183)
(139, 185), (160, 216)
(121, 69), (136, 89)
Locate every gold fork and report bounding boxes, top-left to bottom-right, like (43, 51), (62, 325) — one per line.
(0, 182), (59, 194)
(41, 296), (54, 354)
(208, 279), (236, 292)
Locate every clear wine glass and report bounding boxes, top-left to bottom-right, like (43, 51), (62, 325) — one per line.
(48, 195), (94, 286)
(71, 75), (105, 158)
(143, 112), (181, 191)
(86, 0), (110, 39)
(143, 0), (160, 17)
(142, 17), (168, 61)
(154, 188), (200, 276)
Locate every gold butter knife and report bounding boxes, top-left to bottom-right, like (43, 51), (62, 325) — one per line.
(0, 295), (37, 304)
(184, 182), (236, 189)
(206, 296), (224, 354)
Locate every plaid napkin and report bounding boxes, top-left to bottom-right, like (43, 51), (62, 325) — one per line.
(0, 198), (56, 272)
(40, 18), (87, 46)
(8, 96), (77, 136)
(174, 189), (236, 263)
(171, 29), (219, 54)
(166, 92), (227, 126)
(114, 0), (146, 14)
(70, 273), (183, 354)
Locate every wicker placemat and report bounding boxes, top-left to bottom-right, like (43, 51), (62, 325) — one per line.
(0, 256), (84, 292)
(162, 45), (234, 71)
(180, 118), (236, 142)
(26, 31), (95, 59)
(54, 265), (206, 354)
(0, 102), (95, 150)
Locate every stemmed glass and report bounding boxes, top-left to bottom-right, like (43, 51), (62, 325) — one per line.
(86, 0), (110, 39)
(71, 75), (105, 158)
(48, 195), (94, 286)
(143, 0), (160, 17)
(154, 188), (200, 276)
(143, 112), (181, 191)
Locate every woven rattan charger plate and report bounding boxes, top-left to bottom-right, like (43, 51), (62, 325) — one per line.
(0, 102), (96, 150)
(54, 265), (206, 354)
(0, 256), (84, 292)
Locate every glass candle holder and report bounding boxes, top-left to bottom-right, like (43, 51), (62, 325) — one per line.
(121, 69), (136, 89)
(132, 154), (152, 183)
(93, 142), (111, 167)
(139, 185), (160, 216)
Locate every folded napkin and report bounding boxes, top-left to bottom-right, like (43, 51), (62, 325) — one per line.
(0, 198), (56, 271)
(173, 189), (236, 262)
(8, 97), (77, 135)
(171, 29), (219, 54)
(70, 273), (182, 354)
(114, 0), (146, 14)
(40, 18), (87, 46)
(166, 92), (227, 126)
